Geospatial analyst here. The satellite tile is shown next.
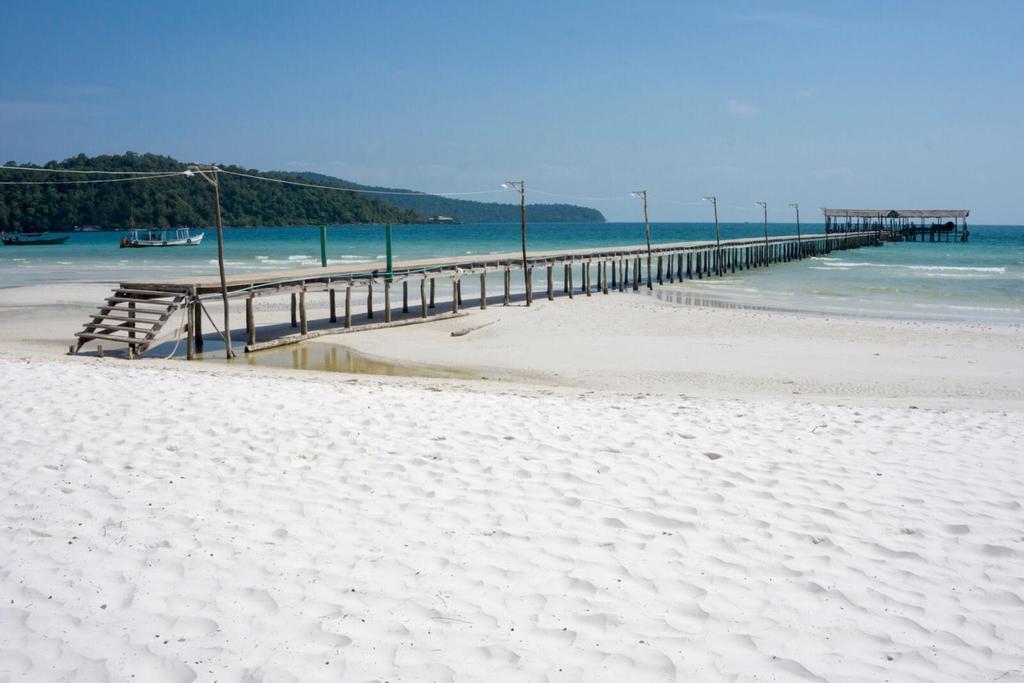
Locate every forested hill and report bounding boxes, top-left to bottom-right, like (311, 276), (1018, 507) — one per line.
(0, 153), (417, 230)
(289, 172), (606, 223)
(0, 153), (605, 230)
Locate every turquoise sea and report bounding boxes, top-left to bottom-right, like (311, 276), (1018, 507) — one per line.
(1, 222), (1021, 323)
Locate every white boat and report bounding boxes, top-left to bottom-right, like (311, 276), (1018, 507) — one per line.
(120, 228), (204, 248)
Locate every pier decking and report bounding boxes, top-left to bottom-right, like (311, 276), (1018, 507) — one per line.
(73, 230), (880, 358)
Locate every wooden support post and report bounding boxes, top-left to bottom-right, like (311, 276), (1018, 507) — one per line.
(480, 272), (487, 309)
(657, 256), (664, 285)
(611, 259), (617, 288)
(526, 267), (533, 304)
(329, 288), (337, 323)
(586, 261), (592, 296)
(186, 294), (195, 360)
(367, 281), (374, 319)
(452, 279), (460, 313)
(246, 295), (256, 346)
(430, 278), (436, 309)
(299, 289), (308, 334)
(602, 261), (609, 294)
(194, 300), (204, 351)
(667, 255), (674, 283)
(384, 282), (392, 323)
(127, 301), (136, 341)
(696, 252), (703, 279)
(403, 281), (409, 313)
(618, 259), (625, 292)
(564, 264), (570, 293)
(345, 283), (352, 328)
(420, 278), (427, 318)
(290, 292), (298, 328)
(731, 248), (736, 274)
(567, 264), (574, 299)
(547, 265), (554, 300)
(503, 268), (510, 306)
(633, 258), (640, 291)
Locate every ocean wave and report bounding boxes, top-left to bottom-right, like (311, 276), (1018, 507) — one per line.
(287, 254), (313, 261)
(906, 264), (1006, 273)
(825, 260), (1006, 273)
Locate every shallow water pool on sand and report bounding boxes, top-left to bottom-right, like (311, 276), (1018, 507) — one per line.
(197, 341), (479, 380)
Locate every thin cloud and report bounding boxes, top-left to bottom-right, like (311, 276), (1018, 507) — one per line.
(722, 10), (829, 29)
(727, 99), (758, 116)
(814, 166), (857, 184)
(47, 84), (112, 97)
(0, 100), (67, 116)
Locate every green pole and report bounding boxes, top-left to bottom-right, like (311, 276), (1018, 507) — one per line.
(385, 224), (393, 282)
(320, 225), (328, 267)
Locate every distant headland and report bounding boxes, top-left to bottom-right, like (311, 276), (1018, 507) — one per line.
(0, 153), (606, 230)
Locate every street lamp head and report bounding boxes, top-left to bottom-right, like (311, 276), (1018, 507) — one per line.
(789, 202), (799, 209)
(631, 191), (646, 199)
(755, 201), (767, 208)
(702, 195), (716, 203)
(501, 180), (523, 191)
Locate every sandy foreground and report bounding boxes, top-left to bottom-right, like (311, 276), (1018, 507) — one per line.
(1, 281), (1024, 681)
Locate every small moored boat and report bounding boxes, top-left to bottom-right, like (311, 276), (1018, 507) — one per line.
(120, 228), (204, 248)
(2, 231), (71, 246)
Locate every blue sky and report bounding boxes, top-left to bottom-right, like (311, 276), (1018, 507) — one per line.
(1, 1), (1021, 223)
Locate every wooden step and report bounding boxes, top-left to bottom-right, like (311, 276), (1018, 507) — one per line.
(89, 326), (156, 339)
(75, 331), (151, 344)
(89, 314), (160, 325)
(113, 288), (187, 297)
(97, 303), (171, 315)
(104, 296), (181, 307)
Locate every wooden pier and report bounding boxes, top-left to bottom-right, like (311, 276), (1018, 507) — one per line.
(72, 230), (880, 358)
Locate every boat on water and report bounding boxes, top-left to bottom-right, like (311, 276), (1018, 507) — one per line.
(120, 228), (204, 248)
(1, 231), (70, 246)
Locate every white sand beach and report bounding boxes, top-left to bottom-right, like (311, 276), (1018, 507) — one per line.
(2, 282), (1023, 681)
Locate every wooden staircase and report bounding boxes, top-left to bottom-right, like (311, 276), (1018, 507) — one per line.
(74, 288), (188, 357)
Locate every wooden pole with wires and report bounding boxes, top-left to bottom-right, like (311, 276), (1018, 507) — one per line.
(503, 180), (530, 306)
(189, 164), (234, 359)
(631, 191), (653, 289)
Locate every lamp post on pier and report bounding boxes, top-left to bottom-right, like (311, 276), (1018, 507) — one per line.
(702, 195), (721, 275)
(502, 180), (530, 305)
(631, 190), (653, 289)
(789, 202), (802, 258)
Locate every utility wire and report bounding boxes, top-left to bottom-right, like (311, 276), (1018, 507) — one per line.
(0, 172), (188, 186)
(0, 164), (773, 211)
(527, 188), (634, 202)
(0, 165), (187, 175)
(217, 169), (506, 197)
